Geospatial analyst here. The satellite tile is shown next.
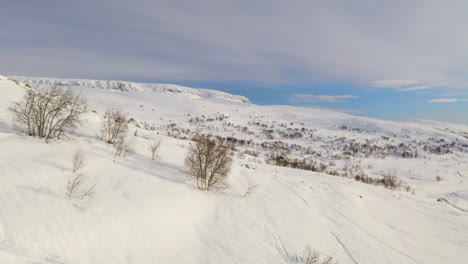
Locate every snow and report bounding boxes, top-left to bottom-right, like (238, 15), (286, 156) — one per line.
(0, 76), (467, 263)
(12, 76), (251, 104)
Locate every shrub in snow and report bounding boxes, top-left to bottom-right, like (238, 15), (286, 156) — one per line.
(381, 170), (401, 190)
(149, 140), (162, 160)
(113, 136), (132, 162)
(72, 150), (86, 173)
(301, 246), (320, 264)
(67, 172), (94, 200)
(354, 170), (408, 191)
(101, 109), (128, 144)
(8, 86), (86, 141)
(185, 134), (232, 191)
(293, 246), (337, 264)
(67, 151), (94, 200)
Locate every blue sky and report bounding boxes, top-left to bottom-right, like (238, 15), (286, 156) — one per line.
(169, 80), (468, 124)
(1, 0), (468, 124)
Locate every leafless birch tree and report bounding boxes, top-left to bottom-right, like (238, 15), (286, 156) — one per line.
(102, 109), (128, 144)
(185, 135), (232, 191)
(8, 86), (86, 141)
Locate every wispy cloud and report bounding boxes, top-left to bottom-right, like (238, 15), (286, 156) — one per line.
(398, 85), (431, 91)
(427, 98), (468, 103)
(372, 80), (420, 88)
(372, 80), (436, 92)
(292, 94), (358, 103)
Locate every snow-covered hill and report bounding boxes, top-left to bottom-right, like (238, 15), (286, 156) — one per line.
(0, 76), (467, 264)
(12, 76), (251, 104)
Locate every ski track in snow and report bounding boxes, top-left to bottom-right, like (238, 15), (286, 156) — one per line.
(331, 232), (359, 264)
(270, 172), (426, 264)
(263, 211), (292, 261)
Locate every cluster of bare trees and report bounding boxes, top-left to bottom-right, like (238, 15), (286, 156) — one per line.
(185, 135), (232, 191)
(8, 86), (236, 194)
(102, 109), (128, 144)
(354, 170), (408, 191)
(67, 150), (94, 200)
(100, 109), (133, 161)
(8, 86), (86, 141)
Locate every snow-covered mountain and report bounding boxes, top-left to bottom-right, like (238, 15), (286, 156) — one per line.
(0, 75), (467, 264)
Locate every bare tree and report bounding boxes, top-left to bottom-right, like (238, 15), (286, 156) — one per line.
(8, 86), (86, 141)
(113, 136), (132, 161)
(113, 136), (126, 162)
(149, 140), (162, 160)
(66, 172), (95, 200)
(123, 139), (132, 158)
(102, 109), (128, 144)
(67, 151), (94, 200)
(184, 135), (232, 191)
(72, 150), (86, 173)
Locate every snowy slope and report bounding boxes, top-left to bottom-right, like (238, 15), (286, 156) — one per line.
(12, 76), (251, 104)
(0, 76), (467, 264)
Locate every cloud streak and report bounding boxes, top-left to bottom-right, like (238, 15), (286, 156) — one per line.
(398, 85), (432, 92)
(427, 98), (468, 103)
(371, 80), (420, 88)
(372, 80), (436, 92)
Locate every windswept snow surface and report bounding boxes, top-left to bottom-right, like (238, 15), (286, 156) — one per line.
(0, 76), (467, 264)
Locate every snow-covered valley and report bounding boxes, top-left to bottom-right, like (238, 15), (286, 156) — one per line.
(1, 76), (467, 264)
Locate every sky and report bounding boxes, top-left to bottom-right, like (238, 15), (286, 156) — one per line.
(1, 0), (468, 124)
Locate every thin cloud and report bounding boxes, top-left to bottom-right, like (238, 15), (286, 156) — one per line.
(427, 98), (468, 103)
(398, 85), (431, 92)
(292, 94), (358, 103)
(372, 80), (420, 88)
(372, 80), (436, 92)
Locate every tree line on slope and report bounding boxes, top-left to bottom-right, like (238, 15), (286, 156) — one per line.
(7, 84), (233, 200)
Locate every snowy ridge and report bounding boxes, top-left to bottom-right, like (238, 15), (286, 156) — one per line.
(11, 76), (251, 104)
